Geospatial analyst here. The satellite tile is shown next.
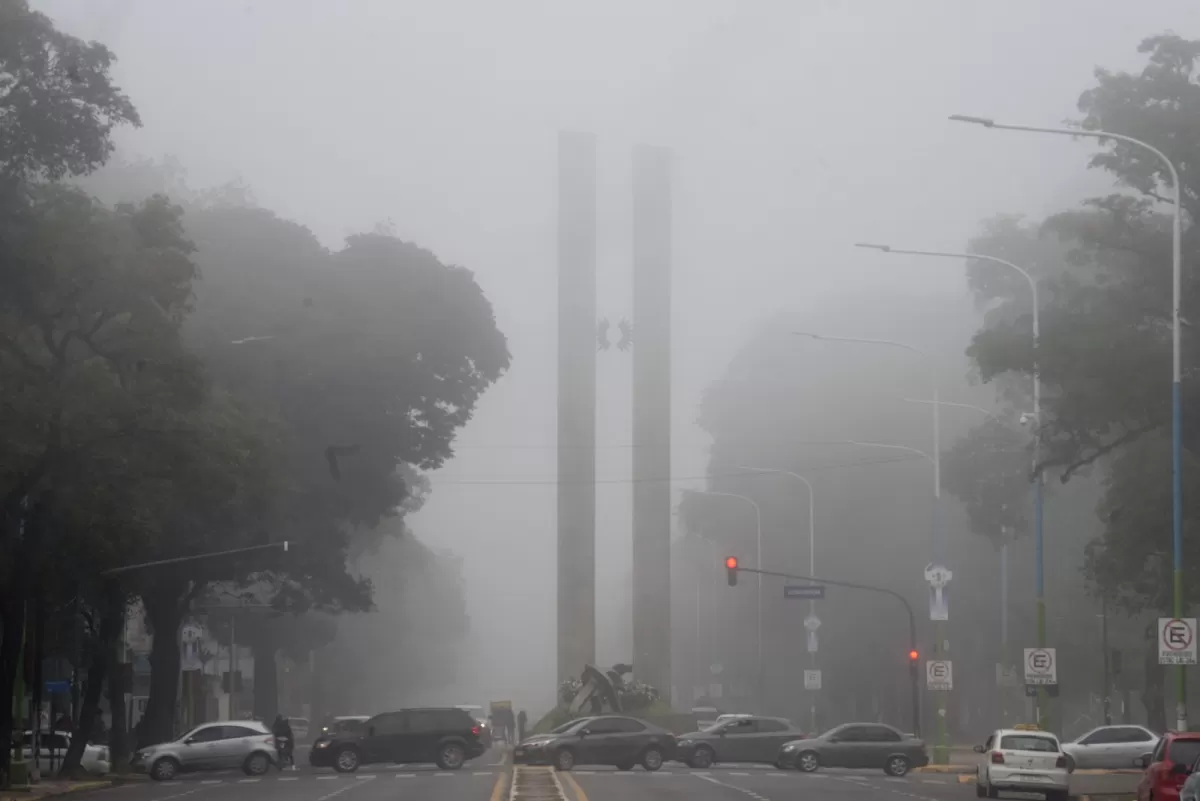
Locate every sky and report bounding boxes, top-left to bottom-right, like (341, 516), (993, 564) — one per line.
(36, 0), (1198, 714)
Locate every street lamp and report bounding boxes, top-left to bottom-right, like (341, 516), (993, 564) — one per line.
(950, 113), (1186, 730)
(793, 330), (949, 763)
(689, 489), (764, 711)
(737, 466), (817, 731)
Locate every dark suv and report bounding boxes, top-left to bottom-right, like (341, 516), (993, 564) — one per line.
(310, 707), (486, 772)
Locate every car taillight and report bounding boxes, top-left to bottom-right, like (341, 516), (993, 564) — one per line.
(472, 725), (481, 736)
(991, 752), (1005, 764)
(263, 736), (276, 746)
(1056, 756), (1067, 768)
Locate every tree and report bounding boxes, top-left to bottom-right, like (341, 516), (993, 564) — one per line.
(0, 185), (202, 780)
(0, 0), (139, 183)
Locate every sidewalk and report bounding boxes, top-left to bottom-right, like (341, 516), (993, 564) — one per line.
(0, 780), (110, 801)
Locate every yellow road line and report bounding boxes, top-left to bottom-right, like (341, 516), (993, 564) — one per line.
(561, 772), (588, 801)
(489, 769), (507, 801)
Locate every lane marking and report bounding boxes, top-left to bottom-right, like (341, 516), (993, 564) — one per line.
(729, 771), (750, 776)
(395, 773), (415, 778)
(694, 773), (771, 801)
(488, 769), (507, 801)
(354, 775), (375, 780)
(435, 772), (454, 776)
(279, 777), (299, 782)
(317, 775), (338, 780)
(199, 780), (222, 785)
(316, 774), (374, 801)
(560, 772), (588, 801)
(767, 772), (786, 777)
(237, 778), (260, 783)
(155, 787), (213, 801)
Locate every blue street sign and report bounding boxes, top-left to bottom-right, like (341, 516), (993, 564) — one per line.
(784, 584), (825, 600)
(45, 680), (70, 694)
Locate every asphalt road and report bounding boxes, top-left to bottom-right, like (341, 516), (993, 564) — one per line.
(66, 753), (1139, 801)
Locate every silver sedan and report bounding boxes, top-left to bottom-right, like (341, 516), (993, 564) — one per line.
(1062, 725), (1158, 770)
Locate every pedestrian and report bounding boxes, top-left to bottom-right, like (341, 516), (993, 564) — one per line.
(517, 710), (527, 742)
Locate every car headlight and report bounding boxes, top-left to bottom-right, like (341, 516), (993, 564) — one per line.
(677, 740), (693, 747)
(783, 743), (799, 752)
(314, 741), (330, 749)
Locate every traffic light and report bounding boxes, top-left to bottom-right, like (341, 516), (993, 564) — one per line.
(909, 649), (919, 662)
(725, 556), (739, 586)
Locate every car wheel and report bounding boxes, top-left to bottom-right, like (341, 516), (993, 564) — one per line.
(243, 752), (270, 776)
(150, 757), (180, 781)
(884, 755), (911, 777)
(615, 762), (634, 771)
(641, 747), (664, 772)
(554, 748), (575, 771)
(1046, 791), (1069, 801)
(334, 748), (360, 773)
(797, 751), (820, 773)
(437, 742), (466, 771)
(688, 746), (715, 769)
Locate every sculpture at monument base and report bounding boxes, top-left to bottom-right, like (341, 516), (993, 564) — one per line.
(558, 663), (660, 715)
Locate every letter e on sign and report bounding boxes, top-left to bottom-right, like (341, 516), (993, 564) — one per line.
(1158, 618), (1198, 665)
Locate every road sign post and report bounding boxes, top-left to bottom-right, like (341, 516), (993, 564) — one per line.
(1024, 647), (1058, 686)
(804, 669), (822, 690)
(784, 585), (826, 600)
(925, 564), (951, 621)
(1159, 618), (1198, 665)
(926, 660), (952, 691)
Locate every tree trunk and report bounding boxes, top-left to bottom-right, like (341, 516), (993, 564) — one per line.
(138, 584), (186, 749)
(105, 593), (129, 770)
(1143, 626), (1167, 732)
(0, 589), (25, 789)
(252, 633), (279, 723)
(61, 589), (120, 777)
(30, 596), (44, 781)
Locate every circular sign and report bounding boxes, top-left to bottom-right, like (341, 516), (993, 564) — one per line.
(1164, 619), (1194, 651)
(804, 614), (821, 632)
(924, 563), (953, 588)
(1027, 648), (1054, 674)
(930, 662), (949, 679)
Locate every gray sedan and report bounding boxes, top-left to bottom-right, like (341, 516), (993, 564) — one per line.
(1062, 725), (1158, 770)
(777, 722), (929, 776)
(674, 716), (808, 768)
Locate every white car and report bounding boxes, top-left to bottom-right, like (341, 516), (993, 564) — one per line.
(974, 728), (1070, 801)
(22, 730), (110, 775)
(1062, 725), (1158, 770)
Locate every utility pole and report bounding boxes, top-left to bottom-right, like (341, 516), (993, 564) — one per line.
(1101, 597), (1112, 725)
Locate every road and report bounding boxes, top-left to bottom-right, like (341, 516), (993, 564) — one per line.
(67, 756), (1139, 801)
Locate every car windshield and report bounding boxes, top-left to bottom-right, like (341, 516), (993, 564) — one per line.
(1169, 739), (1200, 765)
(554, 719), (589, 734)
(1000, 735), (1059, 752)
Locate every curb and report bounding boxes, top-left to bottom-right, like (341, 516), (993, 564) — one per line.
(914, 765), (976, 774)
(0, 780), (111, 801)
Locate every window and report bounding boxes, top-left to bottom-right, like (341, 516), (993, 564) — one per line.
(1115, 727), (1155, 743)
(407, 711), (455, 733)
(223, 726), (264, 740)
(984, 735), (995, 750)
(368, 713), (406, 736)
(835, 727), (870, 743)
(1000, 735), (1059, 752)
(723, 719), (757, 734)
(583, 718), (622, 735)
(556, 718), (590, 734)
(188, 726), (226, 744)
(610, 718), (646, 734)
(757, 719), (787, 733)
(1167, 738), (1200, 766)
(1080, 729), (1117, 745)
(1152, 737), (1167, 763)
(865, 726), (902, 743)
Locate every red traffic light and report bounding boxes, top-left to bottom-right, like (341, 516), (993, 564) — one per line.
(725, 556), (739, 586)
(725, 556), (739, 570)
(909, 650), (919, 661)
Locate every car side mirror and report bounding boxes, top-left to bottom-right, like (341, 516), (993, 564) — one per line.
(1136, 755), (1150, 768)
(973, 745), (986, 754)
(1171, 762), (1190, 775)
(184, 737), (197, 745)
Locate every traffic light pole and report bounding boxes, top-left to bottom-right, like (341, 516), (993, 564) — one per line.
(728, 564), (920, 738)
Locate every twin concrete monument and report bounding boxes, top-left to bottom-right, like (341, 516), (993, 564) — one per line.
(556, 132), (673, 698)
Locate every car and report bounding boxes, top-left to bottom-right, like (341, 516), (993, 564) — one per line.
(674, 716), (808, 768)
(22, 730), (109, 775)
(311, 707), (486, 772)
(514, 718), (593, 764)
(516, 715), (675, 772)
(1138, 730), (1200, 801)
(309, 717), (370, 766)
(777, 722), (927, 776)
(130, 720), (278, 781)
(974, 727), (1071, 800)
(1063, 725), (1158, 770)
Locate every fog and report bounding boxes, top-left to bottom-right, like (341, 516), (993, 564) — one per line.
(32, 0), (1198, 726)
